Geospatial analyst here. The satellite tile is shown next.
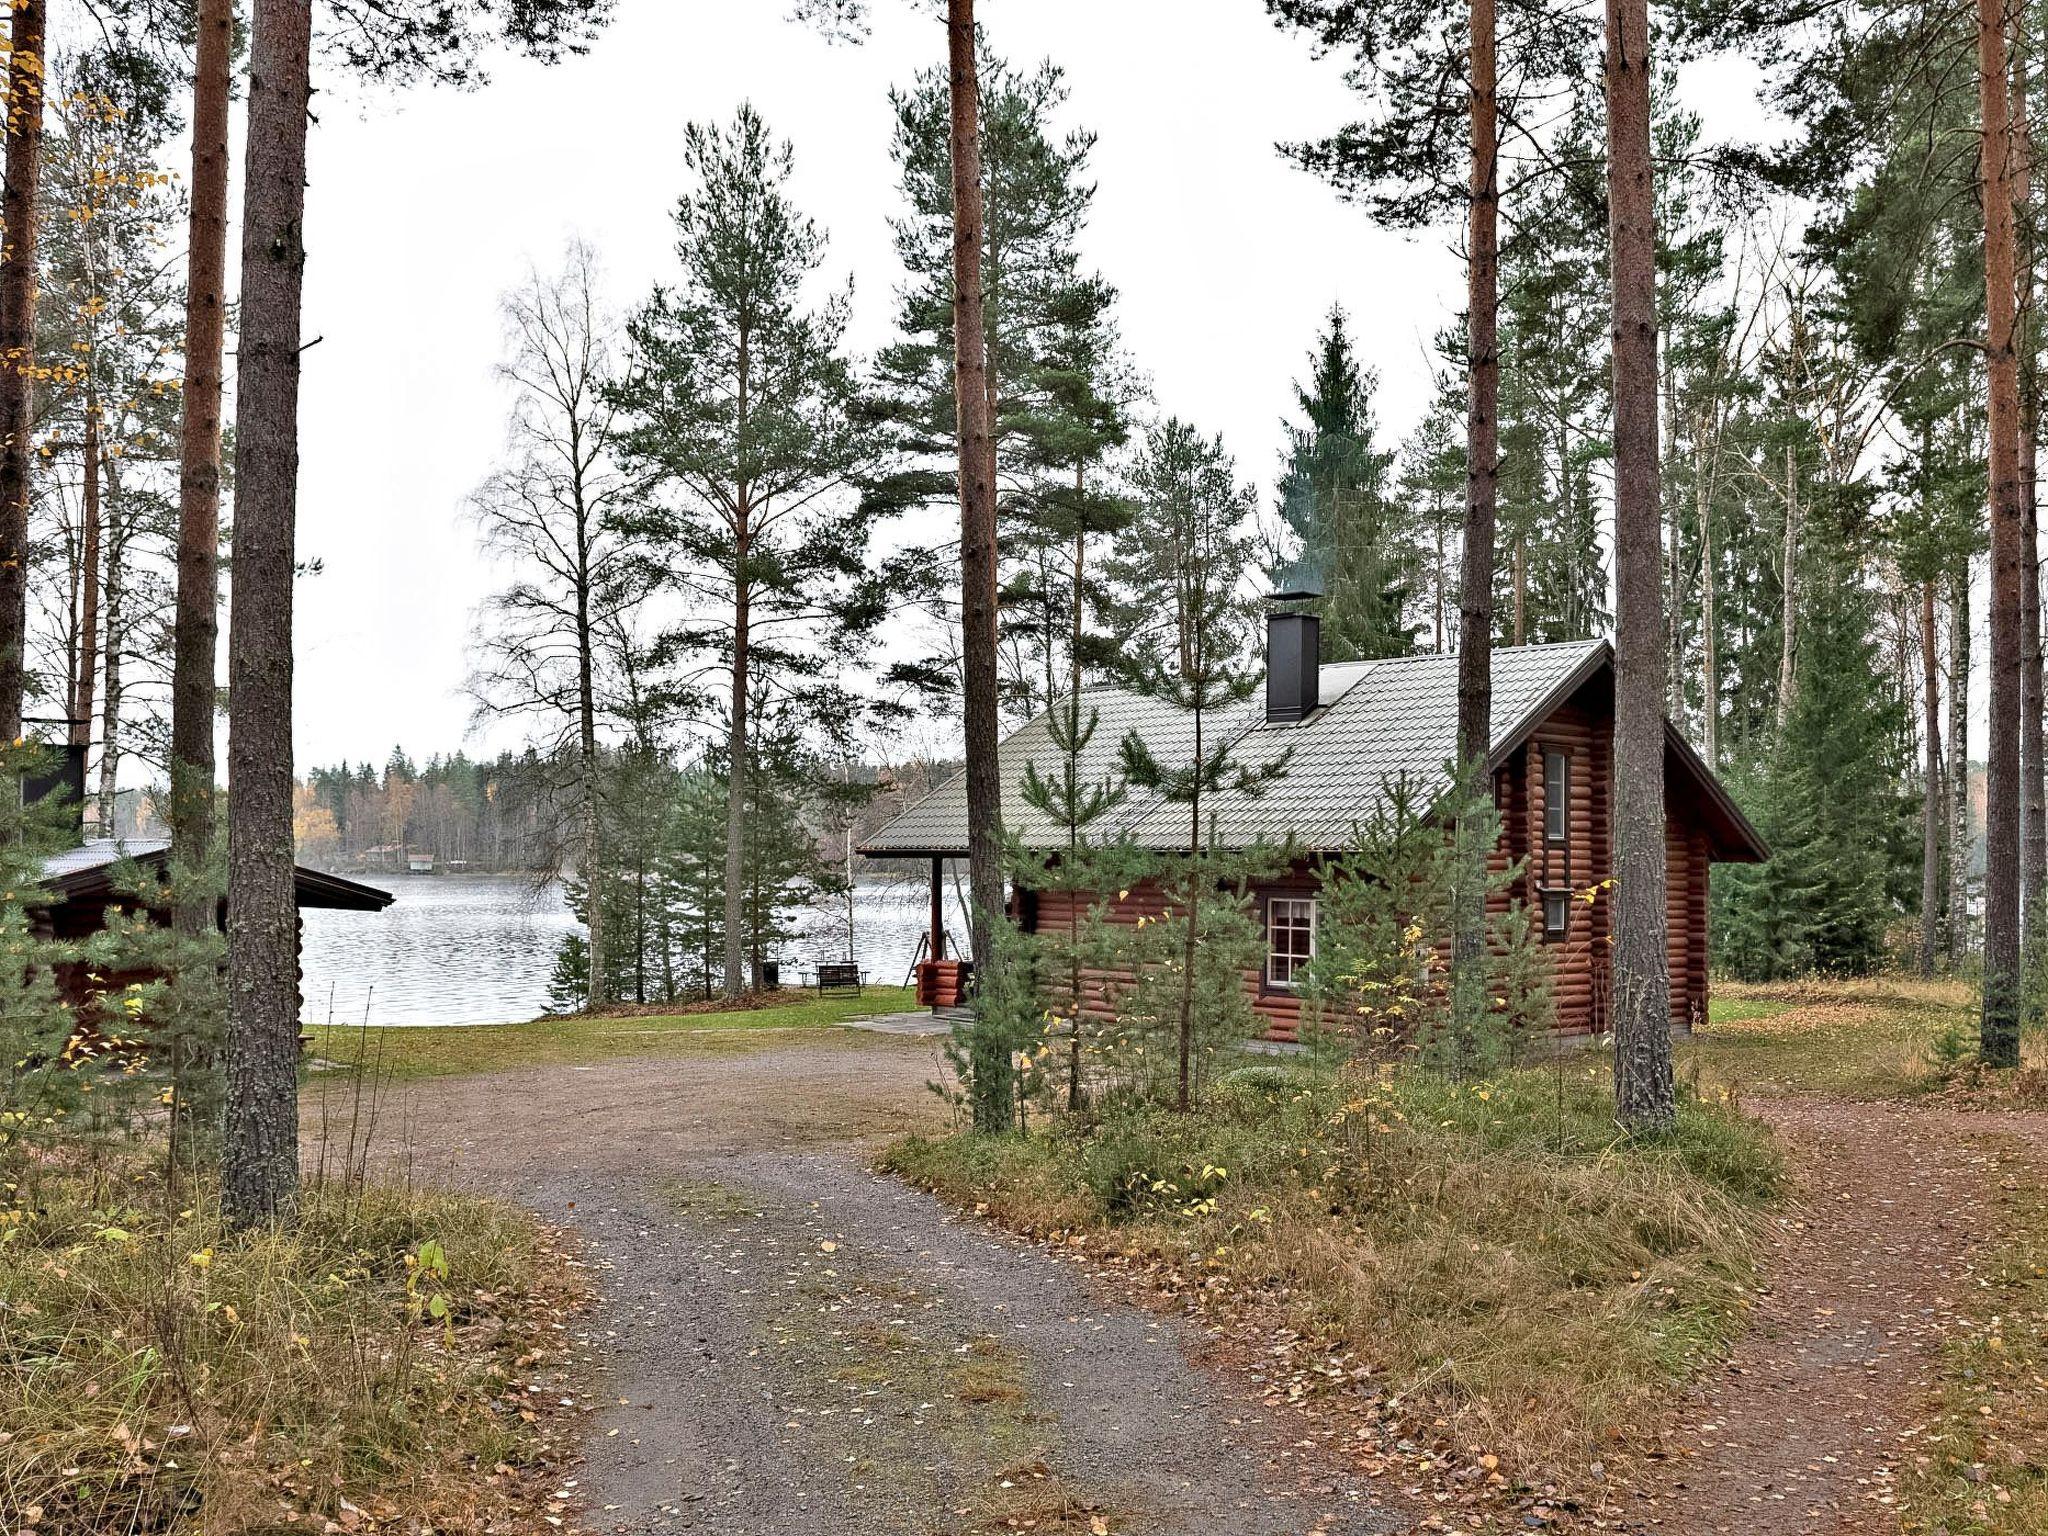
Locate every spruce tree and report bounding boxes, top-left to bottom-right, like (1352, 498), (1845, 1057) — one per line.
(1273, 307), (1419, 660)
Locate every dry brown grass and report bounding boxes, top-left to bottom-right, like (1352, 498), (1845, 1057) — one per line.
(0, 1156), (586, 1535)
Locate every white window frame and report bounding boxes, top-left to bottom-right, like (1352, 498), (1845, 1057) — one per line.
(1266, 894), (1317, 990)
(1542, 887), (1569, 941)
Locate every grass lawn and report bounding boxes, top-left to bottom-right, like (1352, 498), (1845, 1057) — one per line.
(307, 985), (918, 1080)
(1687, 974), (2034, 1099)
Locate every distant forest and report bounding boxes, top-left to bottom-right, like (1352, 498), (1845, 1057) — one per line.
(288, 747), (956, 879)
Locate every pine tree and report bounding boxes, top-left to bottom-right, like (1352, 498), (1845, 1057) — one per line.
(877, 47), (1131, 716)
(609, 104), (883, 1000)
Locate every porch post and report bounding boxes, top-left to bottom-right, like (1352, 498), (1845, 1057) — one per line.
(929, 856), (945, 960)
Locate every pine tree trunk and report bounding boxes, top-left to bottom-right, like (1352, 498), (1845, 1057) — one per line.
(1604, 0), (1674, 1130)
(223, 0), (314, 1229)
(1177, 705), (1203, 1114)
(724, 572), (749, 1000)
(2015, 17), (2046, 1022)
(171, 0), (231, 938)
(1067, 477), (1086, 1114)
(73, 404), (99, 752)
(1981, 0), (2026, 1069)
(948, 0), (1011, 1130)
(1922, 578), (1945, 978)
(1950, 560), (1973, 962)
(1452, 0), (1498, 1052)
(1776, 442), (1799, 736)
(0, 0), (43, 742)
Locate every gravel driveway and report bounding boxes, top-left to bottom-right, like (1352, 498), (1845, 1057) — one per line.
(309, 1032), (1394, 1535)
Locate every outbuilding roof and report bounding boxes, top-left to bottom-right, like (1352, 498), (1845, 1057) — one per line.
(859, 639), (1767, 861)
(39, 838), (396, 912)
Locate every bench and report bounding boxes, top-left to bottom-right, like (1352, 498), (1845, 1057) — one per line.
(815, 961), (863, 997)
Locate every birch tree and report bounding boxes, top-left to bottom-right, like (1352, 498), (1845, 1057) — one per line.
(469, 244), (640, 1013)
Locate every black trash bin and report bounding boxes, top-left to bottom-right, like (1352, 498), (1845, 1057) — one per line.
(761, 960), (780, 990)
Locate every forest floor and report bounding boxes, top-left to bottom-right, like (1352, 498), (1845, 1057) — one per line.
(1617, 978), (2048, 1536)
(309, 1029), (1399, 1535)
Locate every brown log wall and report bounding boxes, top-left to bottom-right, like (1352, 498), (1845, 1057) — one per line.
(1027, 692), (1722, 1045)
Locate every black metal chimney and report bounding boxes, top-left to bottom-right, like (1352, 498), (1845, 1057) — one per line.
(1265, 600), (1320, 724)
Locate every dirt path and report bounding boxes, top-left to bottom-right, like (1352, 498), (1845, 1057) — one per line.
(307, 1034), (1395, 1536)
(1614, 1096), (2048, 1535)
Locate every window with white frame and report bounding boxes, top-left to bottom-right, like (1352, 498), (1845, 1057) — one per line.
(1266, 895), (1316, 989)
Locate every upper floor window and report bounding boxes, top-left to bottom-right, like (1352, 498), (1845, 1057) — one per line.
(1266, 895), (1316, 990)
(1544, 749), (1570, 845)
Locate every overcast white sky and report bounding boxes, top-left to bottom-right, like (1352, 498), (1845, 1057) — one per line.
(217, 1), (1772, 771)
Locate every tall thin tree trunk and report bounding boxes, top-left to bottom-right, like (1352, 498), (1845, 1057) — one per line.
(1452, 0), (1498, 1052)
(948, 0), (1011, 1130)
(1698, 418), (1719, 766)
(1922, 578), (1946, 978)
(1951, 560), (1974, 961)
(0, 0), (44, 742)
(725, 576), (749, 998)
(1776, 442), (1799, 736)
(577, 493), (605, 1010)
(223, 0), (315, 1229)
(73, 405), (99, 753)
(1605, 0), (1674, 1130)
(2016, 15), (2046, 1021)
(171, 0), (231, 937)
(1981, 0), (2026, 1069)
(1177, 705), (1203, 1115)
(1513, 532), (1526, 644)
(95, 469), (123, 833)
(1067, 468), (1086, 1113)
(723, 309), (753, 1002)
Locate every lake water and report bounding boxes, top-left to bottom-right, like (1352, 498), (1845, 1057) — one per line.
(299, 872), (947, 1026)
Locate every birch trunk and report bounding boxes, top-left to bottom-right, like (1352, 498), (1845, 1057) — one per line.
(73, 405), (99, 754)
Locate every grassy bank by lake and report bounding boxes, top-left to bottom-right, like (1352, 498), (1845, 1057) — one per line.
(307, 985), (918, 1080)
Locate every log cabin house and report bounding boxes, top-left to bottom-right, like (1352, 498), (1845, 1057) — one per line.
(860, 616), (1766, 1045)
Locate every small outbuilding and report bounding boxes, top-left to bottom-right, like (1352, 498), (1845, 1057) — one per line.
(35, 837), (394, 1019)
(860, 621), (1767, 1044)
